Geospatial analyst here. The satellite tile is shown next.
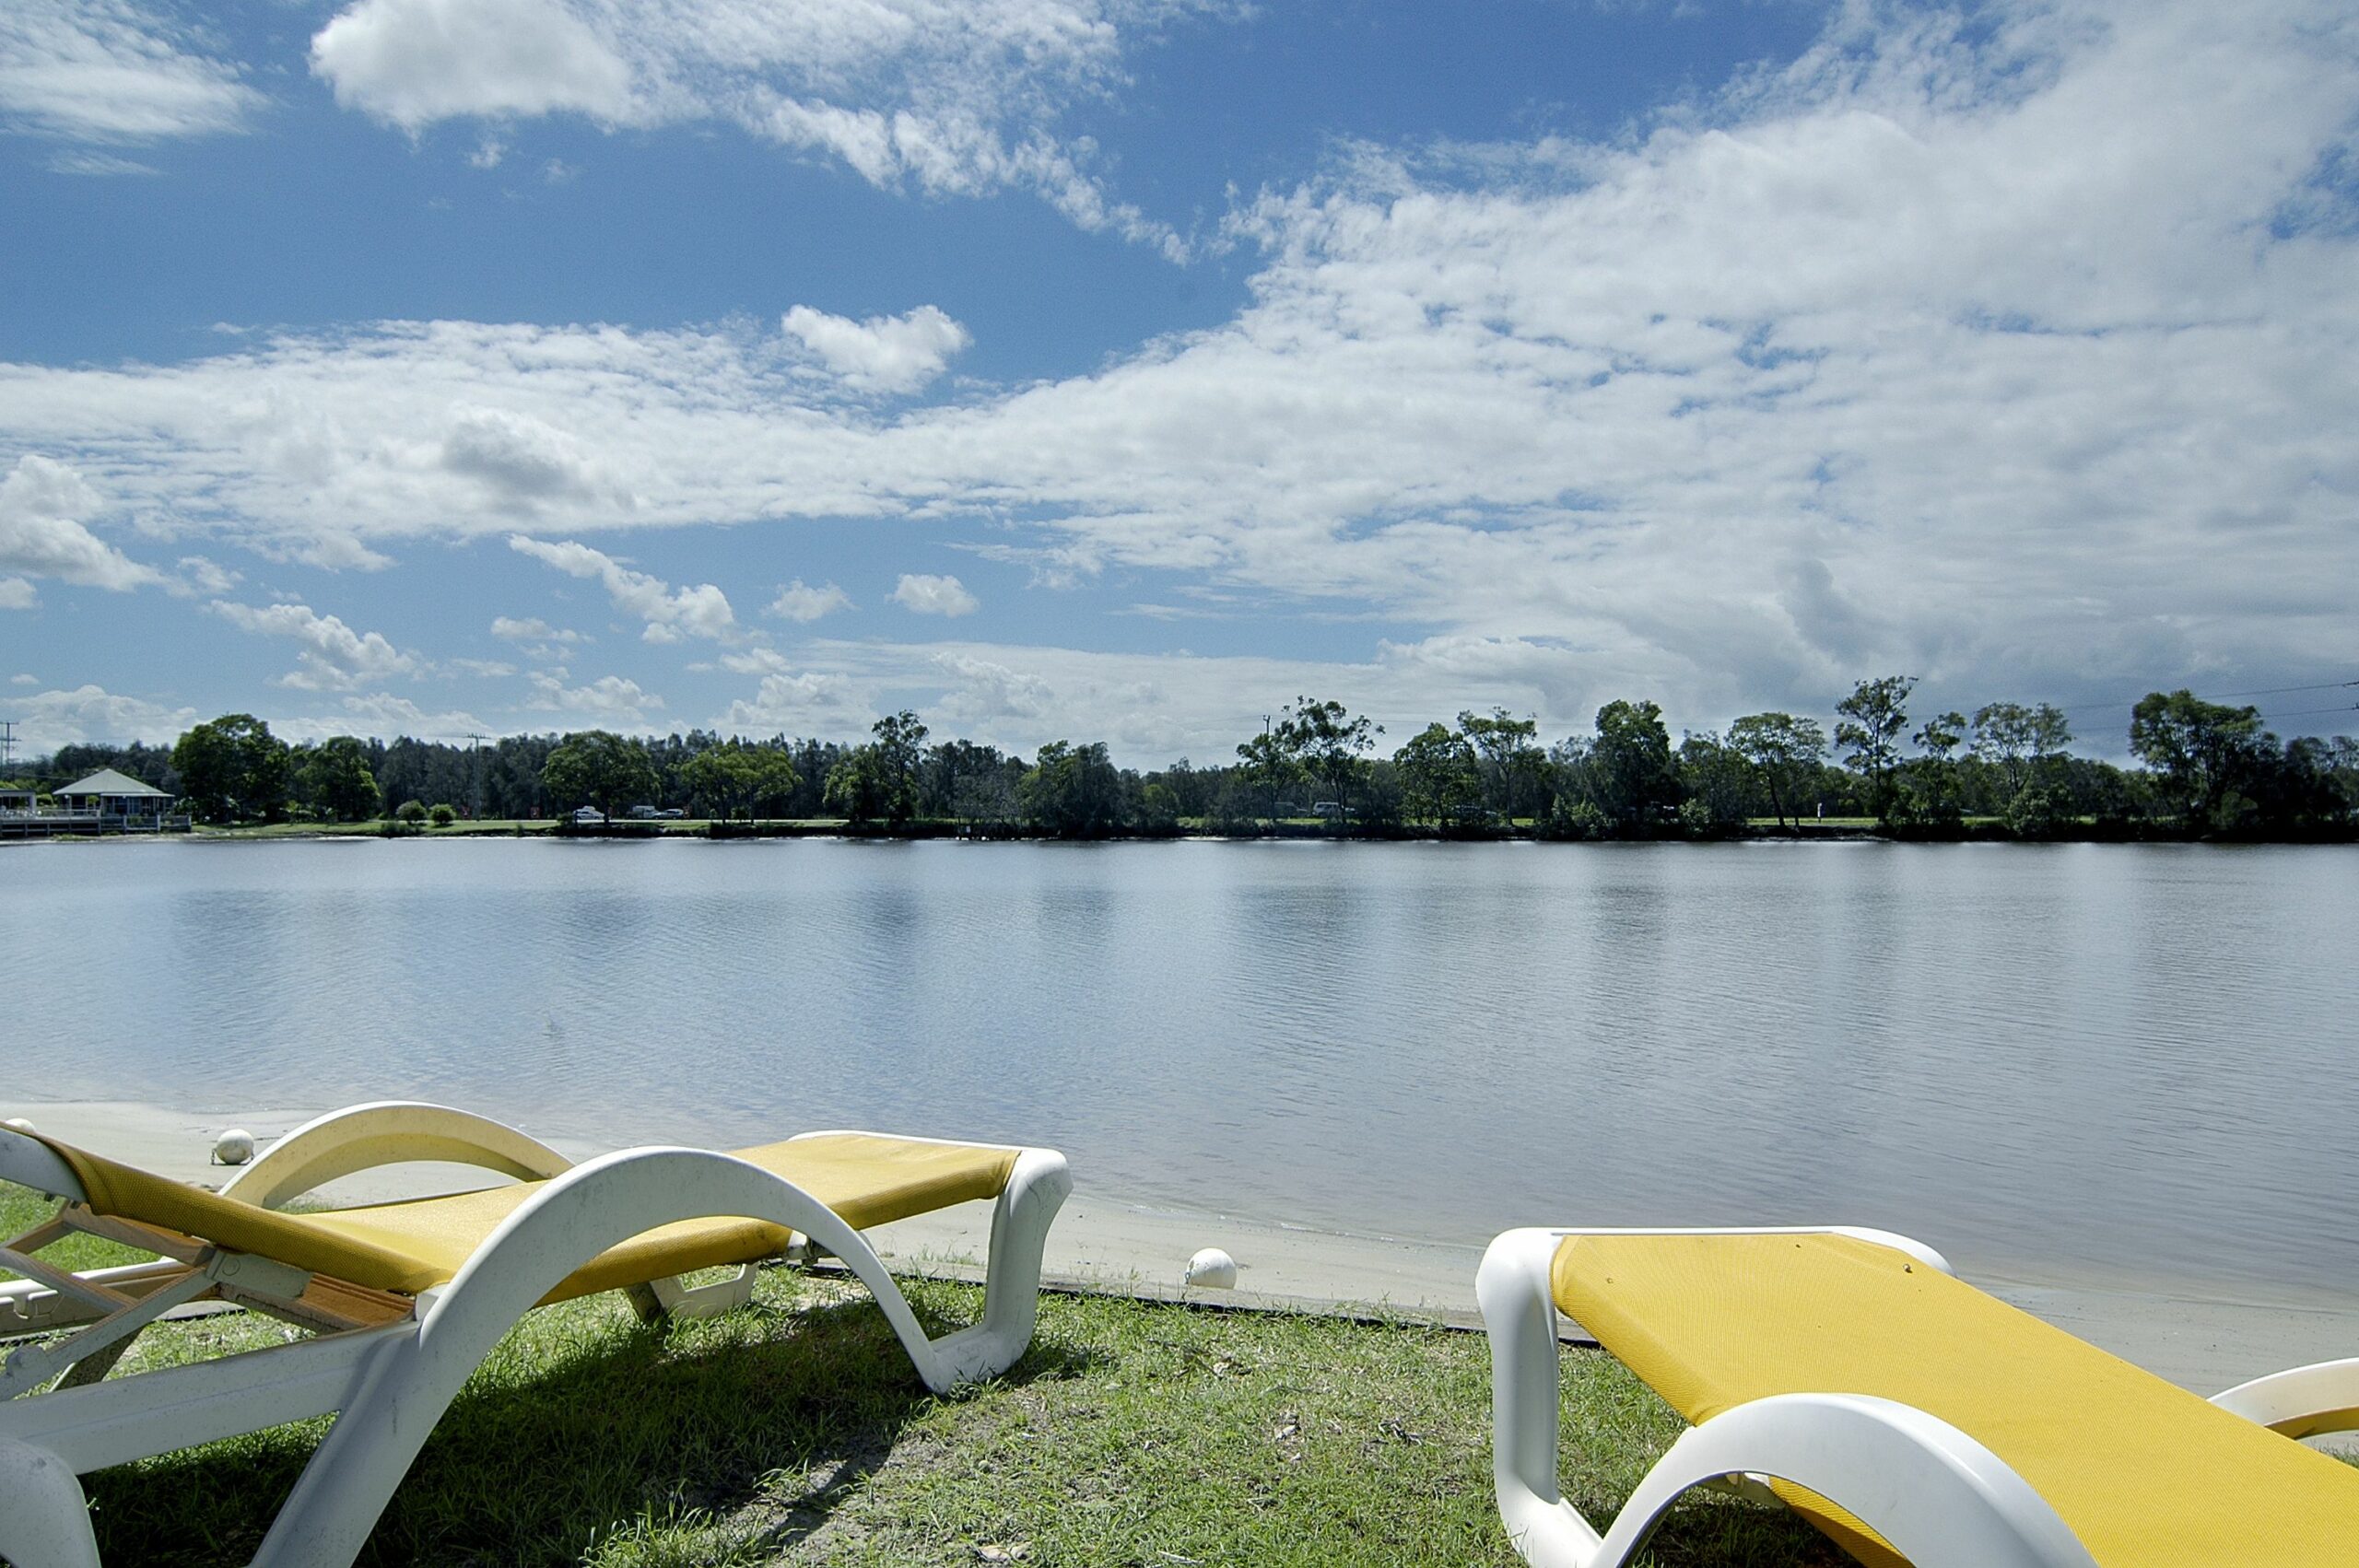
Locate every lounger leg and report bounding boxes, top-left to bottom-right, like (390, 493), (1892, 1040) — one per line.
(0, 1435), (101, 1568)
(250, 1147), (1064, 1568)
(1477, 1229), (1603, 1568)
(910, 1149), (1072, 1385)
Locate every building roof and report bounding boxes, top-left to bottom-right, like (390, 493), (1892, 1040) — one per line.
(58, 768), (170, 799)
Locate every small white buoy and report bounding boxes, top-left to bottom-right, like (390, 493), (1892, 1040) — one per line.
(1184, 1246), (1238, 1290)
(2, 1117), (35, 1134)
(212, 1128), (256, 1166)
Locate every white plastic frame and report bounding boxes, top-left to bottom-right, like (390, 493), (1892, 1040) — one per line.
(0, 1106), (1071, 1568)
(1478, 1225), (2107, 1568)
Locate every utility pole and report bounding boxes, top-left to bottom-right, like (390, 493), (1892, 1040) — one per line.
(0, 720), (16, 777)
(464, 732), (489, 819)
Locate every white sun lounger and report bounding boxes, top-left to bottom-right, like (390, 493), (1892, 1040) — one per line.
(0, 1102), (1070, 1568)
(1477, 1225), (2359, 1567)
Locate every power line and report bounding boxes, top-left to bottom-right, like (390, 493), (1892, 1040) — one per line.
(2048, 677), (2359, 718)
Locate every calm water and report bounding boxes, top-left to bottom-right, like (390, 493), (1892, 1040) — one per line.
(7, 838), (2355, 1294)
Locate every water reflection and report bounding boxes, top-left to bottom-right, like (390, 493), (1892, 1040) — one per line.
(11, 837), (2356, 1293)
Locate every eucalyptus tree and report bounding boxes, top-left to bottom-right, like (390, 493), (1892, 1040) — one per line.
(1589, 698), (1682, 830)
(1457, 708), (1543, 827)
(1836, 675), (1917, 822)
(2129, 690), (2271, 829)
(295, 736), (381, 822)
(1275, 696), (1381, 825)
(1020, 740), (1126, 837)
(1235, 724), (1300, 828)
(1394, 721), (1480, 828)
(1727, 711), (1825, 830)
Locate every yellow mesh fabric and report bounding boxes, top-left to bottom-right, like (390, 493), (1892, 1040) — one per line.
(1550, 1232), (2359, 1566)
(34, 1130), (1016, 1304)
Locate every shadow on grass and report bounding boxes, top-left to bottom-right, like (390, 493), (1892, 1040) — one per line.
(79, 1276), (1084, 1568)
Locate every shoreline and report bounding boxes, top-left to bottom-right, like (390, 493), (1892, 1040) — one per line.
(6, 1096), (2354, 1401)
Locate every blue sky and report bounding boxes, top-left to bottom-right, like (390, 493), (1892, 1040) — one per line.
(2, 0), (2354, 766)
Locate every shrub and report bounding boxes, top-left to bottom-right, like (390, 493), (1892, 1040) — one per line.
(394, 799), (428, 824)
(428, 803), (457, 827)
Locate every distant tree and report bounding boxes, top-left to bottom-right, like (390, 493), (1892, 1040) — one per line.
(1727, 712), (1826, 830)
(681, 743), (756, 821)
(1020, 741), (1125, 837)
(1836, 675), (1917, 822)
(1458, 708), (1542, 826)
(1971, 702), (2071, 791)
(295, 736), (381, 822)
(1394, 722), (1481, 828)
(1674, 731), (1754, 834)
(170, 714), (291, 824)
(921, 739), (1009, 821)
(1588, 698), (1682, 831)
(394, 799), (428, 824)
(2128, 689), (2271, 829)
(1895, 708), (1968, 828)
(869, 710), (929, 825)
(1234, 724), (1301, 828)
(1275, 696), (1381, 825)
(428, 802), (457, 827)
(541, 731), (660, 821)
(822, 748), (891, 826)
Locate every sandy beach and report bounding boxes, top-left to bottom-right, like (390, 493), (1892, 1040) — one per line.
(7, 1096), (2355, 1408)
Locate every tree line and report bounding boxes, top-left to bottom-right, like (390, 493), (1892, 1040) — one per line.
(11, 677), (2354, 840)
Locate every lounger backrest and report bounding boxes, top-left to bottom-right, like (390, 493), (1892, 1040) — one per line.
(16, 1129), (1021, 1304)
(1551, 1232), (2359, 1566)
(23, 1129), (444, 1293)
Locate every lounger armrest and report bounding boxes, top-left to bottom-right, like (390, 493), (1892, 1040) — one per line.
(0, 1129), (85, 1204)
(2212, 1357), (2359, 1439)
(219, 1102), (573, 1210)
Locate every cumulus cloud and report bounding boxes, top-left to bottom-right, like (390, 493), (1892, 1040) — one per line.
(491, 614), (585, 645)
(509, 534), (737, 640)
(524, 668), (661, 722)
(0, 578), (35, 609)
(441, 404), (600, 507)
(305, 0), (1194, 246)
(279, 692), (487, 741)
(780, 305), (970, 393)
(891, 572), (980, 617)
(310, 0), (631, 130)
(768, 579), (853, 622)
(0, 0), (263, 145)
(9, 682), (195, 748)
(716, 670), (871, 736)
(209, 599), (417, 690)
(0, 454), (159, 590)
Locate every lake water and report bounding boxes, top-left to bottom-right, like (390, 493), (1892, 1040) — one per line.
(7, 837), (2354, 1296)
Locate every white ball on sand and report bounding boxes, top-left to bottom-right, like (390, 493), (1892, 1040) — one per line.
(1184, 1246), (1238, 1289)
(213, 1129), (256, 1166)
(1, 1117), (35, 1134)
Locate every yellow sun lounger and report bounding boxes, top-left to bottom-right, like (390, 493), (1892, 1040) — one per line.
(0, 1102), (1070, 1568)
(1478, 1226), (2359, 1567)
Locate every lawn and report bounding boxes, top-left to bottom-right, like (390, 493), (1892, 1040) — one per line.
(2, 1181), (1839, 1566)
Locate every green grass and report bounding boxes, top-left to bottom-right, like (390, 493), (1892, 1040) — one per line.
(3, 1180), (1840, 1565)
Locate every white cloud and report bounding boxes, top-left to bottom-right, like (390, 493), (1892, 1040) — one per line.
(0, 578), (35, 609)
(716, 670), (871, 736)
(768, 579), (853, 622)
(445, 657), (516, 678)
(310, 0), (632, 131)
(442, 404), (600, 507)
(209, 599), (417, 690)
(509, 534), (738, 640)
(10, 682), (194, 749)
(891, 571), (979, 617)
(279, 692), (486, 742)
(10, 673), (38, 684)
(0, 454), (158, 590)
(524, 669), (661, 722)
(780, 305), (970, 393)
(0, 0), (263, 144)
(174, 554), (239, 594)
(490, 614), (584, 645)
(306, 0), (1195, 246)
